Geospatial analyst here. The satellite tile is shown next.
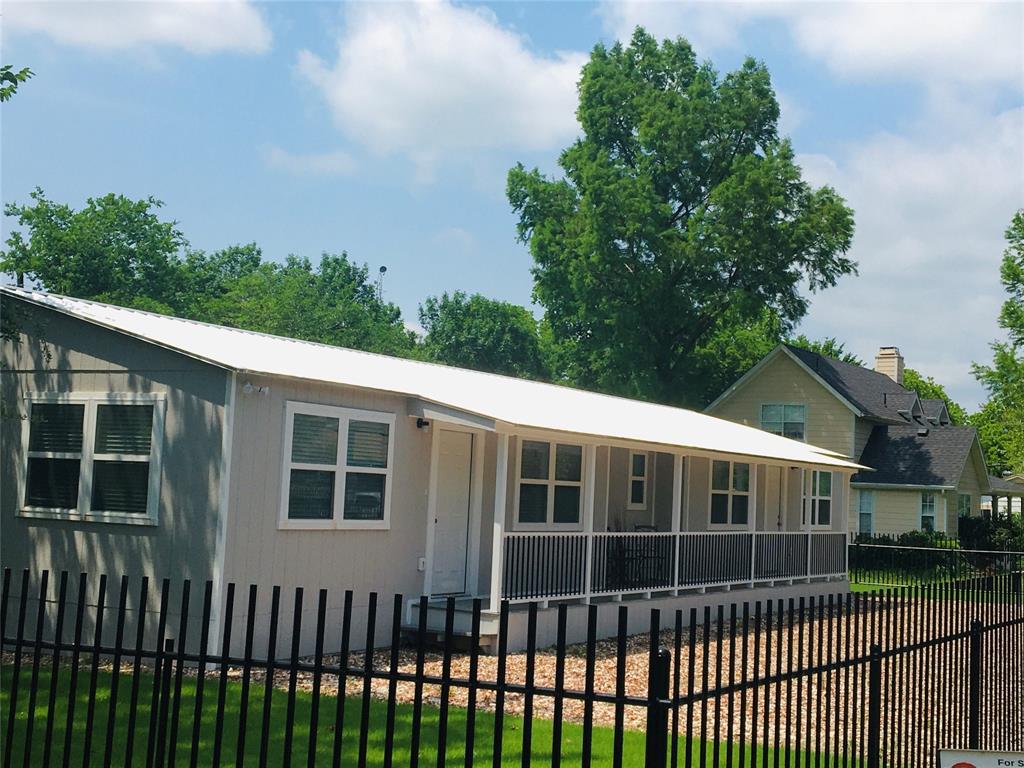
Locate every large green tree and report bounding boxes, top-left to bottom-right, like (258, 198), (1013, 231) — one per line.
(1, 189), (417, 358)
(973, 210), (1024, 474)
(202, 253), (417, 357)
(2, 188), (188, 313)
(418, 291), (551, 379)
(508, 29), (855, 406)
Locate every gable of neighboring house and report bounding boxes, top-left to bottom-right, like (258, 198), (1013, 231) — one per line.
(709, 343), (993, 535)
(706, 349), (858, 458)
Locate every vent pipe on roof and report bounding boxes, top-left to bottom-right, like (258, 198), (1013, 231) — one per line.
(875, 346), (905, 385)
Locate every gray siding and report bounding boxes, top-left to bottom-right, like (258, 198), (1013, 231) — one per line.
(221, 375), (434, 654)
(1, 299), (228, 648)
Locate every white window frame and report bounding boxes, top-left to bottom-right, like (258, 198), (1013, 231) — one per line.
(804, 470), (834, 529)
(278, 401), (396, 531)
(513, 439), (585, 531)
(627, 451), (648, 510)
(957, 493), (972, 517)
(760, 403), (807, 442)
(708, 460), (751, 528)
(857, 489), (875, 535)
(920, 492), (937, 531)
(19, 392), (166, 526)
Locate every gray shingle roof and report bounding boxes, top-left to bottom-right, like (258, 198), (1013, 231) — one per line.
(782, 345), (981, 488)
(851, 423), (977, 486)
(783, 344), (914, 423)
(988, 475), (1024, 494)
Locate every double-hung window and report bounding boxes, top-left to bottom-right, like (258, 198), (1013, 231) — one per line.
(957, 493), (972, 517)
(627, 451), (648, 510)
(805, 470), (833, 528)
(760, 404), (806, 441)
(21, 394), (165, 524)
(920, 493), (936, 531)
(709, 460), (750, 526)
(281, 402), (395, 530)
(857, 490), (875, 535)
(516, 440), (583, 528)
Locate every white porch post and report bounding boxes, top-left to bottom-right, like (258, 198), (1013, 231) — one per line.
(671, 453), (683, 595)
(804, 470), (812, 582)
(489, 433), (510, 613)
(749, 464), (758, 585)
(583, 444), (598, 603)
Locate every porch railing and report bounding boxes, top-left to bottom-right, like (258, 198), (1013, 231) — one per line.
(501, 531), (848, 603)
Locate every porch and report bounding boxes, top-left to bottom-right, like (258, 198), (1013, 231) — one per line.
(411, 422), (853, 640)
(500, 529), (847, 602)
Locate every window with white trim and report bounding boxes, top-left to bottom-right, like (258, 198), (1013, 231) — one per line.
(760, 404), (806, 441)
(957, 493), (972, 517)
(627, 451), (648, 510)
(857, 489), (874, 535)
(21, 395), (164, 524)
(281, 402), (394, 529)
(709, 460), (749, 526)
(804, 470), (833, 528)
(517, 440), (583, 527)
(920, 492), (936, 531)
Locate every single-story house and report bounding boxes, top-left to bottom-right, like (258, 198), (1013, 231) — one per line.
(707, 344), (990, 537)
(1, 287), (860, 651)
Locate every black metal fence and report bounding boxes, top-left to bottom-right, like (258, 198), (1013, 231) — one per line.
(2, 568), (1022, 767)
(849, 538), (1024, 586)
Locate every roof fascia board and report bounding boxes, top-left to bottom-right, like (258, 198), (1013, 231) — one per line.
(850, 482), (956, 491)
(704, 345), (786, 413)
(777, 347), (864, 416)
(5, 291), (234, 373)
(494, 422), (863, 473)
(705, 344), (864, 417)
(407, 398), (497, 432)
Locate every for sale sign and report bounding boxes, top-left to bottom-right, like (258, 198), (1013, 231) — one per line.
(939, 751), (1024, 767)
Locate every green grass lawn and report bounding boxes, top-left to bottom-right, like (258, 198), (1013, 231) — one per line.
(1, 662), (856, 767)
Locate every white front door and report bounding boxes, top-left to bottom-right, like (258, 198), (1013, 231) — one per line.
(432, 430), (473, 595)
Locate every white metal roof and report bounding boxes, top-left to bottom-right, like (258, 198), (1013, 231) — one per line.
(2, 287), (864, 471)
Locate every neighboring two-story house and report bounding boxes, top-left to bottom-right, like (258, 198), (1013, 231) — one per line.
(707, 345), (991, 536)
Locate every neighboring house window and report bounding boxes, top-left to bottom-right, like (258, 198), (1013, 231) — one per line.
(957, 493), (972, 517)
(517, 440), (583, 527)
(805, 470), (833, 528)
(920, 493), (936, 531)
(628, 451), (648, 510)
(760, 404), (806, 441)
(710, 460), (750, 526)
(281, 402), (394, 530)
(857, 490), (875, 535)
(21, 394), (165, 525)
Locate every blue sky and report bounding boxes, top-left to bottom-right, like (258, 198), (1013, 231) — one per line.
(3, 1), (1022, 408)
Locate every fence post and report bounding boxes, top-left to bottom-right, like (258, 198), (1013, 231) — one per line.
(645, 646), (671, 768)
(154, 638), (175, 768)
(866, 643), (883, 768)
(968, 619), (983, 749)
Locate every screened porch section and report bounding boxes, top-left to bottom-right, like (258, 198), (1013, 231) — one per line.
(481, 435), (850, 609)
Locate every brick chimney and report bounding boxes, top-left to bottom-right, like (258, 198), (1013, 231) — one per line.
(874, 346), (904, 385)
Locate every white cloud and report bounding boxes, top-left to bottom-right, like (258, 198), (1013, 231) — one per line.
(5, 0), (271, 54)
(599, 1), (1023, 87)
(296, 0), (586, 178)
(262, 146), (357, 177)
(796, 106), (1024, 408)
